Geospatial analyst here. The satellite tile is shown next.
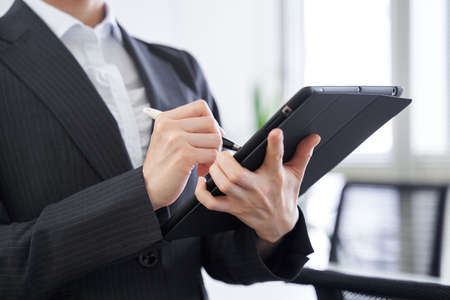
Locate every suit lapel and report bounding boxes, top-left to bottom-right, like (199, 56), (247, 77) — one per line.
(120, 27), (188, 132)
(120, 27), (191, 221)
(0, 0), (189, 186)
(0, 0), (132, 180)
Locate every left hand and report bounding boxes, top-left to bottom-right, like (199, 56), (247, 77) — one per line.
(195, 128), (321, 243)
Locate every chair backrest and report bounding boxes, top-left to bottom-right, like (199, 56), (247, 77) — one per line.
(294, 268), (450, 300)
(329, 182), (447, 277)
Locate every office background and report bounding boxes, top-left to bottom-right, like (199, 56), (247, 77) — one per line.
(0, 0), (449, 299)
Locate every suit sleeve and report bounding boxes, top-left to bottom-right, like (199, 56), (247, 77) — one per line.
(202, 209), (313, 284)
(181, 51), (314, 284)
(0, 167), (163, 299)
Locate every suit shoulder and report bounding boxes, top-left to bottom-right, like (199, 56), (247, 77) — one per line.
(135, 39), (197, 72)
(134, 38), (220, 121)
(135, 38), (205, 93)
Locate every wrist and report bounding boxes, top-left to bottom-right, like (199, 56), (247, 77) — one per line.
(255, 229), (284, 244)
(142, 168), (162, 211)
(255, 209), (299, 243)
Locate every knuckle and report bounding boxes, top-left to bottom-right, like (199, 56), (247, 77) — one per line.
(178, 145), (193, 161)
(275, 152), (284, 161)
(302, 148), (313, 160)
(221, 181), (233, 194)
(206, 118), (217, 132)
(196, 99), (209, 109)
(207, 149), (218, 162)
(166, 132), (181, 147)
(258, 184), (271, 198)
(306, 151), (313, 160)
(230, 171), (244, 184)
(214, 134), (223, 148)
(273, 171), (284, 185)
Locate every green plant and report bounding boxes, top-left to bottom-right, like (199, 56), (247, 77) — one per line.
(253, 85), (282, 129)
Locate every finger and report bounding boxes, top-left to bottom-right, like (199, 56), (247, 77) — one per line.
(187, 133), (222, 149)
(178, 117), (222, 135)
(218, 126), (225, 136)
(163, 99), (213, 120)
(262, 128), (284, 173)
(285, 134), (321, 179)
(184, 147), (218, 165)
(215, 151), (254, 189)
(195, 177), (231, 212)
(209, 163), (247, 198)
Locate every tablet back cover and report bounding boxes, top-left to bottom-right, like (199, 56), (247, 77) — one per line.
(164, 94), (411, 241)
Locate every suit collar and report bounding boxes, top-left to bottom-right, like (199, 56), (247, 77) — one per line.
(0, 0), (133, 180)
(0, 0), (188, 181)
(0, 0), (31, 42)
(22, 0), (123, 43)
(120, 27), (188, 114)
(22, 0), (83, 40)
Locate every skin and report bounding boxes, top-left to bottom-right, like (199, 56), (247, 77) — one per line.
(43, 0), (105, 27)
(43, 0), (322, 259)
(196, 126), (320, 253)
(144, 100), (320, 257)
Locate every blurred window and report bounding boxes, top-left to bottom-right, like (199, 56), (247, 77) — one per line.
(303, 0), (450, 174)
(303, 0), (392, 158)
(410, 0), (448, 156)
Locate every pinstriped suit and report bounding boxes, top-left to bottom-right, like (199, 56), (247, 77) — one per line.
(0, 0), (313, 299)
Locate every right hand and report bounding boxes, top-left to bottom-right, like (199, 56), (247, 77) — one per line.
(142, 100), (223, 210)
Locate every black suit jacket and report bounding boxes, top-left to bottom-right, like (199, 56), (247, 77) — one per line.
(0, 1), (313, 299)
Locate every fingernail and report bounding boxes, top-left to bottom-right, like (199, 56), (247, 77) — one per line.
(314, 135), (321, 147)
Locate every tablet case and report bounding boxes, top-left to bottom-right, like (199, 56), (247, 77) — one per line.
(163, 92), (411, 241)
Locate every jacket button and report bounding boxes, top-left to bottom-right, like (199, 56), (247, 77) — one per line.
(138, 250), (159, 268)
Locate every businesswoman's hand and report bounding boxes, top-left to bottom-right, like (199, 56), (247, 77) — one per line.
(195, 129), (320, 243)
(143, 100), (223, 210)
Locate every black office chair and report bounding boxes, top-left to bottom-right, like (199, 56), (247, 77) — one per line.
(329, 182), (448, 277)
(294, 268), (450, 300)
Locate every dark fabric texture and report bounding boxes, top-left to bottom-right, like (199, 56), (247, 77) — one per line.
(0, 0), (313, 299)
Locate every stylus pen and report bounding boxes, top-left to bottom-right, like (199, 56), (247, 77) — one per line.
(143, 107), (241, 151)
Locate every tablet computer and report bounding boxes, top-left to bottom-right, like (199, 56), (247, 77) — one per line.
(162, 86), (411, 241)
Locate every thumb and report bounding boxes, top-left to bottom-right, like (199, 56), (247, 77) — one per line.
(286, 134), (321, 179)
(262, 128), (284, 172)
